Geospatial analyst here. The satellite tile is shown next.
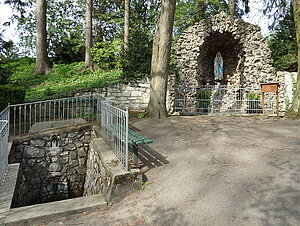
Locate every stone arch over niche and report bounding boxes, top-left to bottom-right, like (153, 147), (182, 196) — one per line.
(174, 12), (276, 88)
(197, 31), (243, 84)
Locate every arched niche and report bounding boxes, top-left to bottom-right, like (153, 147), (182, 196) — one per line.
(197, 31), (244, 84)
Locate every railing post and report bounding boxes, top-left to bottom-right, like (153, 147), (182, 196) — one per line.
(125, 107), (129, 171)
(8, 103), (10, 137)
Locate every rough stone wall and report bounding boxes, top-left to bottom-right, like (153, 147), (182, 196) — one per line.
(10, 124), (93, 208)
(175, 12), (276, 87)
(278, 71), (297, 112)
(84, 138), (141, 203)
(172, 12), (279, 112)
(83, 138), (110, 197)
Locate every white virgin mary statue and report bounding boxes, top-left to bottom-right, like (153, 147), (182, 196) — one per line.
(214, 52), (223, 80)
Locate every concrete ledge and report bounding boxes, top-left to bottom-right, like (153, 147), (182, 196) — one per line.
(0, 164), (20, 225)
(5, 194), (106, 226)
(91, 138), (142, 203)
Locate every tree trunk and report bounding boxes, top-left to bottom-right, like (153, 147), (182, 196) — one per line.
(81, 0), (95, 70)
(289, 0), (300, 116)
(228, 0), (236, 16)
(124, 0), (130, 53)
(35, 0), (51, 75)
(147, 0), (176, 119)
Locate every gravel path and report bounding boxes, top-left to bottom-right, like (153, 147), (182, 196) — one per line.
(45, 116), (300, 226)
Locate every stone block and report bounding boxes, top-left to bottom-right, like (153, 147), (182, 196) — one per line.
(64, 143), (76, 151)
(70, 160), (79, 167)
(69, 151), (77, 160)
(30, 139), (45, 147)
(78, 158), (86, 166)
(24, 147), (45, 159)
(49, 163), (62, 172)
(74, 140), (83, 148)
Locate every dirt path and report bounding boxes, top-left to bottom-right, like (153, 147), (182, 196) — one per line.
(45, 116), (300, 226)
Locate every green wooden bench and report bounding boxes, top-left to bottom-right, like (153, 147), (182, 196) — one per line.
(107, 124), (153, 167)
(128, 128), (153, 167)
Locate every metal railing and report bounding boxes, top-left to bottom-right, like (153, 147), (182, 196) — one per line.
(0, 106), (10, 184)
(0, 94), (130, 171)
(0, 120), (9, 184)
(9, 94), (100, 136)
(100, 101), (129, 170)
(174, 85), (277, 115)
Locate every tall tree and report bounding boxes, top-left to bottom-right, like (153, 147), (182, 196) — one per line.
(35, 0), (51, 75)
(82, 0), (95, 70)
(228, 0), (236, 16)
(147, 0), (176, 118)
(124, 0), (130, 52)
(290, 0), (300, 116)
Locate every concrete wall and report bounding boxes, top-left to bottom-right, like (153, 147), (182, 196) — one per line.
(10, 124), (94, 207)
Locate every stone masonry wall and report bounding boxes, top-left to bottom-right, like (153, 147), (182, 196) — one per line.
(75, 78), (175, 113)
(278, 71), (297, 112)
(76, 79), (151, 111)
(10, 124), (93, 208)
(83, 138), (141, 203)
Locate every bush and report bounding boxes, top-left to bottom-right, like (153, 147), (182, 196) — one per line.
(0, 85), (26, 111)
(247, 93), (262, 113)
(91, 40), (121, 70)
(197, 89), (211, 111)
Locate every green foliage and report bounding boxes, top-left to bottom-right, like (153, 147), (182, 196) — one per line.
(3, 58), (124, 102)
(6, 0), (85, 62)
(247, 93), (261, 113)
(174, 0), (228, 36)
(267, 5), (297, 71)
(140, 181), (152, 190)
(91, 40), (122, 70)
(25, 62), (123, 101)
(197, 89), (211, 110)
(4, 57), (45, 87)
(121, 0), (159, 79)
(0, 84), (26, 111)
(136, 112), (147, 118)
(122, 30), (153, 79)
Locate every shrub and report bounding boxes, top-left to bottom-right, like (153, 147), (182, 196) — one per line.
(197, 89), (211, 111)
(247, 93), (262, 113)
(91, 40), (121, 70)
(0, 85), (26, 111)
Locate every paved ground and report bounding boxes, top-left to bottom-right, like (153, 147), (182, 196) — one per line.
(45, 116), (300, 226)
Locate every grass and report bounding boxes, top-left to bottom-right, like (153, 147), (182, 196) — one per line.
(4, 59), (124, 101)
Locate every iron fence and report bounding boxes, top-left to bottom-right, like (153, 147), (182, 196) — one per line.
(174, 85), (277, 115)
(100, 101), (129, 170)
(9, 95), (100, 136)
(0, 94), (129, 171)
(0, 120), (9, 184)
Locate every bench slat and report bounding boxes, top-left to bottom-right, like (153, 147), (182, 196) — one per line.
(106, 124), (153, 145)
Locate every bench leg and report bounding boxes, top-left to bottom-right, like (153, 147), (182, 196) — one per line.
(132, 145), (139, 167)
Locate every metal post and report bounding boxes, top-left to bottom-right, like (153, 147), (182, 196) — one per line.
(125, 107), (129, 171)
